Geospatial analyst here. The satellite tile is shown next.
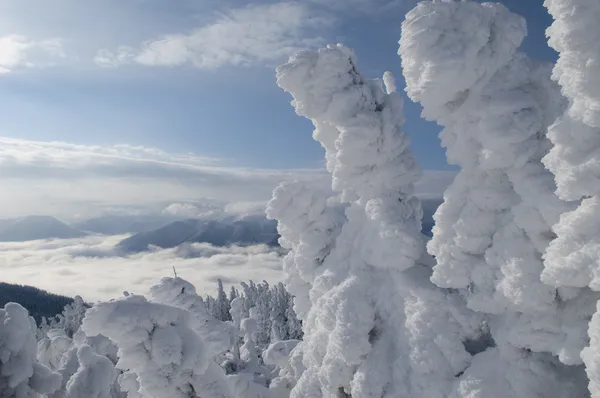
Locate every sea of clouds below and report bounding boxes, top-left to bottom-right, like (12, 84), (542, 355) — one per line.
(0, 235), (286, 302)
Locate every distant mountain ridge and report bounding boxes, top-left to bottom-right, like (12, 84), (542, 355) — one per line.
(116, 216), (280, 254)
(0, 199), (441, 246)
(0, 215), (87, 242)
(72, 214), (175, 235)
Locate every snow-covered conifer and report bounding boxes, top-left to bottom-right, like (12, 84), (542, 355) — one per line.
(64, 344), (116, 398)
(215, 279), (232, 322)
(400, 0), (569, 314)
(42, 296), (88, 340)
(400, 0), (589, 395)
(0, 302), (61, 397)
(540, 0), (600, 395)
(149, 277), (235, 357)
(266, 181), (345, 320)
(275, 43), (476, 397)
(82, 294), (228, 398)
(270, 283), (292, 341)
(266, 341), (304, 398)
(38, 329), (74, 371)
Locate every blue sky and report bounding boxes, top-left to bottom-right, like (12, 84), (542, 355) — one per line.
(0, 0), (556, 218)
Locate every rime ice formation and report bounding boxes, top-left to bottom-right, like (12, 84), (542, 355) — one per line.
(0, 303), (61, 397)
(266, 182), (345, 320)
(401, 0), (569, 314)
(149, 277), (235, 356)
(540, 0), (600, 396)
(400, 1), (590, 396)
(83, 294), (231, 398)
(274, 43), (478, 397)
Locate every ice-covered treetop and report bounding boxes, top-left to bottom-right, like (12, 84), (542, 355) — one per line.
(276, 43), (421, 201)
(542, 0), (600, 200)
(400, 0), (526, 122)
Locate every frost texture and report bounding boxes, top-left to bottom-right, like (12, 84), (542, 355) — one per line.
(401, 0), (590, 395)
(64, 345), (116, 398)
(541, 0), (600, 396)
(266, 182), (345, 320)
(401, 0), (570, 313)
(542, 0), (600, 289)
(82, 294), (230, 398)
(275, 43), (477, 397)
(149, 277), (235, 356)
(0, 302), (61, 397)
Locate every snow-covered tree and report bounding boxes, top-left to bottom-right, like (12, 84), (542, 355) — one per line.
(265, 341), (303, 398)
(275, 43), (477, 397)
(401, 0), (570, 314)
(38, 296), (88, 340)
(270, 283), (294, 341)
(64, 345), (116, 398)
(82, 294), (232, 398)
(149, 277), (235, 357)
(229, 297), (244, 365)
(38, 329), (74, 372)
(400, 0), (591, 395)
(539, 0), (600, 395)
(213, 280), (232, 322)
(266, 181), (345, 320)
(0, 302), (61, 397)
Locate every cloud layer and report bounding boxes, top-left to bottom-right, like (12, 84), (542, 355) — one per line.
(0, 136), (327, 220)
(0, 136), (453, 220)
(0, 235), (285, 301)
(0, 35), (65, 73)
(95, 2), (329, 69)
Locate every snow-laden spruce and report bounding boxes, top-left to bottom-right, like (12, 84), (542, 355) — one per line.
(275, 43), (479, 397)
(63, 345), (116, 398)
(400, 1), (591, 396)
(266, 181), (345, 320)
(0, 302), (61, 397)
(401, 0), (570, 314)
(149, 277), (235, 357)
(542, 0), (600, 290)
(82, 294), (232, 398)
(540, 0), (600, 395)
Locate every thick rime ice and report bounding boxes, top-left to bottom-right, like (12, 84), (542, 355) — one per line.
(542, 0), (600, 288)
(266, 182), (345, 319)
(268, 342), (306, 398)
(149, 277), (235, 356)
(64, 345), (116, 398)
(401, 0), (570, 314)
(583, 302), (600, 398)
(0, 302), (61, 397)
(541, 0), (600, 396)
(401, 0), (591, 395)
(263, 340), (301, 368)
(275, 43), (477, 397)
(82, 294), (229, 398)
(449, 345), (587, 398)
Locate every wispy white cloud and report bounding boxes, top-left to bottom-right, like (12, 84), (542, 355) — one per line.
(95, 2), (330, 69)
(0, 35), (65, 74)
(0, 235), (284, 301)
(0, 137), (327, 220)
(0, 136), (452, 220)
